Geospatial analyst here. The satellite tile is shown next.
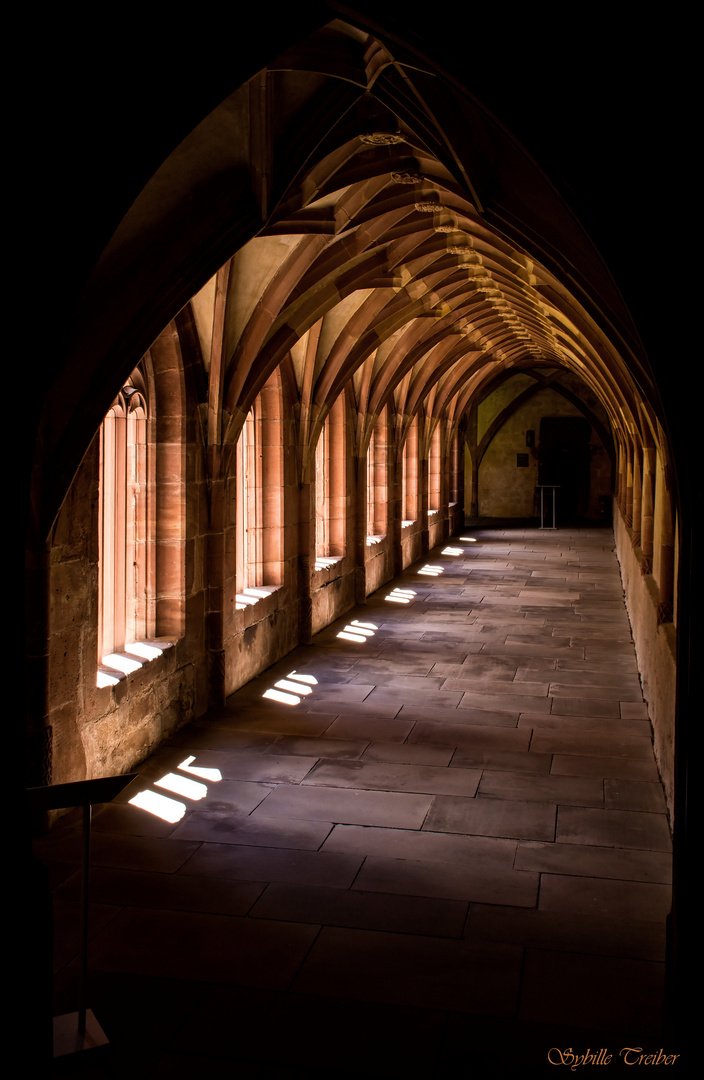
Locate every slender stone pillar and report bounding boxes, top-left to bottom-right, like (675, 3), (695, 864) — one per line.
(640, 446), (656, 574)
(419, 455), (429, 557)
(206, 475), (226, 707)
(298, 479), (313, 644)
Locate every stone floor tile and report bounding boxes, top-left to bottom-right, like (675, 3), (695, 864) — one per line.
(268, 735), (369, 758)
(550, 696), (621, 717)
(478, 770), (604, 807)
(172, 985), (448, 1078)
(353, 853), (539, 906)
(466, 903), (667, 962)
(292, 926), (523, 1015)
(87, 907), (319, 989)
(322, 714), (414, 742)
(254, 783), (434, 828)
(362, 741), (454, 766)
(408, 722), (530, 750)
(446, 677), (550, 697)
(518, 949), (665, 1032)
(219, 711), (337, 737)
(362, 686), (464, 711)
(424, 794), (556, 841)
(170, 812), (333, 849)
(182, 843), (363, 888)
(250, 882), (468, 937)
(604, 778), (668, 813)
(556, 806), (672, 851)
(302, 758), (480, 797)
(399, 704), (520, 727)
(515, 840), (672, 883)
(520, 715), (651, 737)
(531, 730), (655, 758)
(449, 747), (553, 774)
(321, 823), (518, 868)
(40, 525), (673, 1074)
(621, 701), (650, 718)
(550, 753), (660, 781)
(538, 872), (672, 921)
(459, 689), (553, 713)
(549, 681), (644, 701)
(77, 832), (202, 873)
(57, 865), (266, 915)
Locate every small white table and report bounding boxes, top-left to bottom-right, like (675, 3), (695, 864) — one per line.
(537, 484), (559, 530)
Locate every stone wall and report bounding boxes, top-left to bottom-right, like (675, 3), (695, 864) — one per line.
(614, 505), (677, 821)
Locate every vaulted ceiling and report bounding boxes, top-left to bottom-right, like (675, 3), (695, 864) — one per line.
(32, 13), (664, 534)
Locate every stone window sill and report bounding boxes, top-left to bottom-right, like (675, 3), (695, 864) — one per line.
(314, 554), (344, 571)
(235, 585), (279, 611)
(97, 639), (175, 688)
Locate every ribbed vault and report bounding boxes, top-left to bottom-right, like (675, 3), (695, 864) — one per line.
(33, 16), (659, 538)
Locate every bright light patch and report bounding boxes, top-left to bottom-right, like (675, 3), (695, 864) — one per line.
(418, 565), (443, 576)
(129, 789), (186, 823)
(102, 653), (143, 675)
(460, 537), (477, 543)
(263, 687), (299, 705)
(442, 547), (464, 556)
(386, 588), (416, 604)
(96, 670), (121, 688)
(275, 678), (312, 695)
(178, 756), (222, 782)
(315, 556), (342, 570)
(286, 671), (318, 685)
(351, 620), (377, 631)
(236, 586), (277, 610)
(401, 520), (414, 529)
(128, 642), (164, 660)
(337, 630), (367, 642)
(155, 773), (208, 800)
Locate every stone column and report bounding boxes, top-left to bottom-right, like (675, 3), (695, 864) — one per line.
(298, 479), (313, 644)
(354, 451), (367, 604)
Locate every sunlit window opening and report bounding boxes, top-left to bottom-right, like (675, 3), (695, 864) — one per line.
(315, 393), (346, 567)
(403, 415), (418, 524)
(367, 408), (388, 542)
(97, 364), (153, 686)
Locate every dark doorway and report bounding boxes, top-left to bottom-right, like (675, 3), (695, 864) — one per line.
(538, 417), (591, 523)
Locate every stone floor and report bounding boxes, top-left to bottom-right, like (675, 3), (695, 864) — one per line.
(35, 526), (674, 1077)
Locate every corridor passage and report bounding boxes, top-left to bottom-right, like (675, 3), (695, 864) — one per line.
(41, 527), (672, 1077)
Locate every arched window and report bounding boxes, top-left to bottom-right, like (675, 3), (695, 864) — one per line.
(367, 407), (388, 542)
(98, 365), (153, 679)
(236, 371), (284, 599)
(428, 423), (442, 513)
(315, 393), (346, 565)
(403, 415), (418, 526)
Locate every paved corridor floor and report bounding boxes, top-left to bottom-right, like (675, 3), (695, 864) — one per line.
(38, 526), (673, 1077)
